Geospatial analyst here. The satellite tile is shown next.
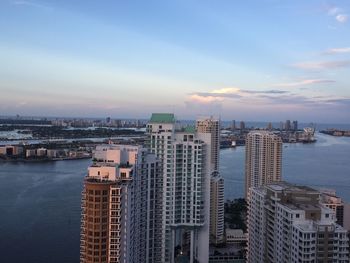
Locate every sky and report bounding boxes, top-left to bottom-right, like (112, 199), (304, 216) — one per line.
(0, 0), (350, 123)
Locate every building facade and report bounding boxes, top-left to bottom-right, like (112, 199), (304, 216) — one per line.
(320, 189), (345, 227)
(245, 130), (282, 198)
(147, 113), (212, 263)
(247, 182), (349, 263)
(80, 144), (162, 263)
(196, 117), (224, 245)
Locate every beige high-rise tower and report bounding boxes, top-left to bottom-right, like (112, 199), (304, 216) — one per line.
(80, 144), (162, 263)
(196, 117), (224, 245)
(245, 130), (282, 199)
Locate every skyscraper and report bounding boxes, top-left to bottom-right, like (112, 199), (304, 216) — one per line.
(147, 113), (212, 263)
(80, 144), (162, 263)
(245, 130), (282, 198)
(196, 117), (224, 245)
(196, 117), (220, 172)
(320, 189), (345, 227)
(247, 182), (349, 263)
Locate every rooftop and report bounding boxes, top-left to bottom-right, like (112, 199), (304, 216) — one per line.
(176, 125), (196, 133)
(149, 113), (175, 123)
(267, 181), (318, 194)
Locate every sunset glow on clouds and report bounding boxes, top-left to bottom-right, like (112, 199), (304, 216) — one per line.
(0, 0), (350, 122)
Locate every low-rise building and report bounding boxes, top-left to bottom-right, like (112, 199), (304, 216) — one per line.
(0, 145), (23, 156)
(36, 148), (47, 157)
(26, 149), (36, 158)
(46, 149), (58, 158)
(225, 229), (247, 244)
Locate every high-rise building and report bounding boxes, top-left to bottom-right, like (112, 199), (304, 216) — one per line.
(209, 174), (224, 245)
(231, 120), (236, 131)
(196, 117), (224, 245)
(147, 113), (212, 263)
(267, 122), (273, 130)
(240, 121), (245, 131)
(247, 182), (349, 263)
(292, 120), (298, 131)
(285, 119), (291, 131)
(245, 130), (282, 198)
(320, 189), (345, 226)
(195, 117), (220, 172)
(80, 144), (162, 263)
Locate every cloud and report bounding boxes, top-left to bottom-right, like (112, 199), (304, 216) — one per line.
(188, 94), (224, 104)
(189, 87), (241, 101)
(326, 6), (348, 24)
(324, 98), (350, 105)
(211, 87), (240, 94)
(11, 0), (53, 10)
(323, 47), (350, 55)
(336, 14), (348, 23)
(189, 88), (288, 100)
(328, 7), (341, 16)
(240, 90), (288, 94)
(293, 60), (350, 70)
(273, 79), (335, 87)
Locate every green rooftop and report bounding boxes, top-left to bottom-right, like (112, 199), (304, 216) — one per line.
(183, 126), (196, 133)
(150, 113), (175, 123)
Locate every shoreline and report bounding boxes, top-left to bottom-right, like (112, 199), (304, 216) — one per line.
(0, 156), (91, 163)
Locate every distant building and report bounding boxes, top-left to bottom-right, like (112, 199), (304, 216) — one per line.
(240, 121), (245, 131)
(285, 119), (291, 131)
(279, 121), (284, 130)
(320, 189), (345, 226)
(26, 149), (36, 158)
(247, 182), (349, 263)
(344, 203), (350, 231)
(225, 229), (247, 244)
(196, 117), (224, 245)
(0, 145), (23, 156)
(245, 131), (282, 198)
(292, 120), (298, 131)
(36, 148), (47, 157)
(267, 122), (272, 130)
(231, 120), (236, 131)
(209, 174), (225, 245)
(196, 117), (220, 172)
(46, 149), (58, 158)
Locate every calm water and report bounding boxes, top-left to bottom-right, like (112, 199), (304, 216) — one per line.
(0, 133), (349, 263)
(0, 159), (90, 263)
(221, 133), (350, 202)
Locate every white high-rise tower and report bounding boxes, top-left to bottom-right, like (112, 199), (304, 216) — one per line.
(147, 113), (212, 263)
(247, 182), (349, 263)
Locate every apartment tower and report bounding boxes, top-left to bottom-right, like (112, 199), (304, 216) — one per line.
(80, 144), (162, 263)
(196, 117), (224, 245)
(247, 182), (349, 263)
(245, 130), (282, 198)
(147, 113), (212, 263)
(320, 189), (345, 226)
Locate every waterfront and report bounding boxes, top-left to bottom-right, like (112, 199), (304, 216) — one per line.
(0, 133), (349, 262)
(0, 160), (89, 263)
(222, 132), (350, 202)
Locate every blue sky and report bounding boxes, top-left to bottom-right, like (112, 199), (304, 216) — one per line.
(0, 0), (350, 122)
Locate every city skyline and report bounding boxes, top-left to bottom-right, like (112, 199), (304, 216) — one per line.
(1, 0), (350, 122)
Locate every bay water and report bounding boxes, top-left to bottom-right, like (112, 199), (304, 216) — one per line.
(0, 132), (349, 262)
